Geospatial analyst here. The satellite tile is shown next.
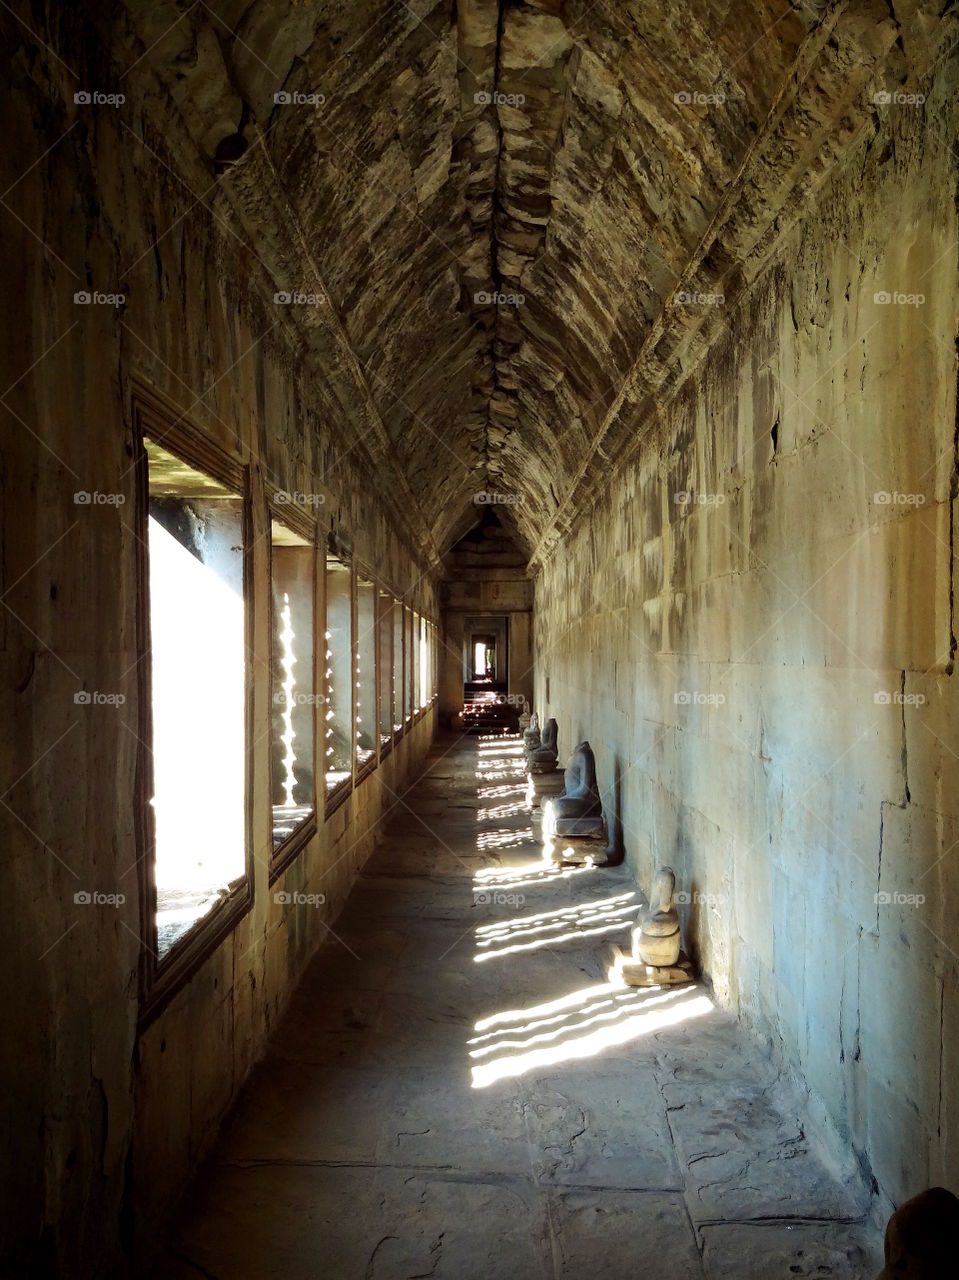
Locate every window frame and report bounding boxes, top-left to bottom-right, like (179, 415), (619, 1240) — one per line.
(418, 613), (428, 713)
(354, 568), (378, 785)
(132, 389), (255, 1028)
(393, 593), (406, 745)
(407, 609), (436, 724)
(377, 588), (394, 761)
(324, 540), (354, 818)
(405, 605), (415, 725)
(429, 620), (438, 704)
(267, 499), (318, 882)
(412, 609), (422, 715)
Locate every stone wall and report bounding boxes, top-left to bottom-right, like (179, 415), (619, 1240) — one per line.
(0, 11), (438, 1274)
(534, 70), (959, 1211)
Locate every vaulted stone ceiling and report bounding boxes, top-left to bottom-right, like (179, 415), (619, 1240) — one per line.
(120, 0), (954, 565)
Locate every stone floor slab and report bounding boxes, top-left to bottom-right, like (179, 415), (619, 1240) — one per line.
(523, 1065), (682, 1190)
(551, 1189), (705, 1278)
(700, 1219), (879, 1277)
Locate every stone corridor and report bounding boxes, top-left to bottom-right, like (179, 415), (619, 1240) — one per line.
(161, 735), (882, 1279)
(6, 4), (959, 1271)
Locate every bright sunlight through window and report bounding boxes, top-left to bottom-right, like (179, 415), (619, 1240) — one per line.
(145, 439), (246, 956)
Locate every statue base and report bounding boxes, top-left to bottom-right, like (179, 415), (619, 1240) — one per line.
(552, 815), (606, 839)
(544, 826), (609, 865)
(607, 944), (695, 988)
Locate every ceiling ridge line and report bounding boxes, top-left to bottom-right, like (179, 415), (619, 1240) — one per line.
(484, 0), (506, 485)
(484, 5), (576, 518)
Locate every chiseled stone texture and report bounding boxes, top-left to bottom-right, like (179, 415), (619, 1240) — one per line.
(534, 66), (959, 1216)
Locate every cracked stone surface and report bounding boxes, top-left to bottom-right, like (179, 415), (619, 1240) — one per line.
(157, 735), (883, 1278)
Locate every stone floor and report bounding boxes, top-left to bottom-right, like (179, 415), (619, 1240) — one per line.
(160, 734), (884, 1279)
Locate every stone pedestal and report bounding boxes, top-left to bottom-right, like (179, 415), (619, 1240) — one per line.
(542, 788), (608, 863)
(551, 815), (606, 839)
(608, 944), (695, 988)
(543, 824), (609, 865)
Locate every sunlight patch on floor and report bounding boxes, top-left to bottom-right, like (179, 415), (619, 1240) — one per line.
(477, 782), (527, 801)
(472, 862), (597, 893)
(461, 732), (710, 1088)
(478, 800), (529, 821)
(476, 828), (533, 851)
(469, 984), (653, 1047)
(474, 892), (638, 961)
(473, 919), (637, 961)
(470, 985), (690, 1059)
(470, 982), (713, 1087)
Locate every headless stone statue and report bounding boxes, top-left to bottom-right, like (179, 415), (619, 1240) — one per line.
(632, 867), (681, 967)
(543, 740), (606, 849)
(552, 741), (603, 821)
(528, 717), (559, 772)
